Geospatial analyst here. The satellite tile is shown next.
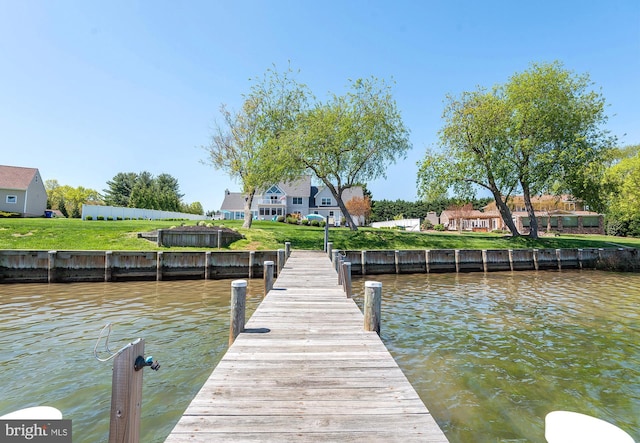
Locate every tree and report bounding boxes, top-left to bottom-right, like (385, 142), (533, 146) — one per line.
(46, 180), (102, 218)
(103, 172), (138, 207)
(602, 145), (640, 236)
(345, 195), (372, 226)
(418, 61), (615, 239)
(203, 65), (309, 228)
(284, 77), (411, 231)
(103, 171), (188, 212)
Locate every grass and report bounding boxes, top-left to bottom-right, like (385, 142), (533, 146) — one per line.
(1, 217), (639, 251)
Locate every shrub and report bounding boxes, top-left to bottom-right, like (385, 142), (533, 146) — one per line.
(286, 216), (298, 224)
(85, 216), (93, 220)
(277, 215), (285, 223)
(300, 219), (310, 226)
(116, 217), (123, 221)
(421, 219), (433, 230)
(434, 224), (445, 231)
(97, 216), (104, 221)
(310, 220), (320, 227)
(107, 217), (114, 221)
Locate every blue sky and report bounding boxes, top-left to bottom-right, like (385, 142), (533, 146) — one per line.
(1, 1), (638, 213)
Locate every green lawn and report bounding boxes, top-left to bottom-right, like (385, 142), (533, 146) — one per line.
(1, 217), (639, 251)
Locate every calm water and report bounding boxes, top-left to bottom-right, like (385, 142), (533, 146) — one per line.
(352, 271), (640, 442)
(0, 279), (263, 443)
(1, 271), (638, 442)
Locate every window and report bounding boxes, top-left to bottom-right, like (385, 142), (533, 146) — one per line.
(292, 197), (303, 205)
(6, 195), (17, 204)
(321, 197), (331, 206)
(329, 211), (334, 217)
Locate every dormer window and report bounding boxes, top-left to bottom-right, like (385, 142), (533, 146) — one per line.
(321, 197), (331, 206)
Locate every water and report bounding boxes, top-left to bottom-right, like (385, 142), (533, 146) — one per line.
(352, 271), (640, 442)
(1, 272), (638, 442)
(0, 280), (263, 443)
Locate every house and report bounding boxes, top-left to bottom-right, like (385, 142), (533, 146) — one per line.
(0, 165), (48, 217)
(220, 176), (365, 226)
(440, 195), (604, 235)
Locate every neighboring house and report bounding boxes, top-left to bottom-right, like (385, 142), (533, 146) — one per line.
(440, 195), (604, 235)
(220, 176), (365, 226)
(0, 165), (48, 217)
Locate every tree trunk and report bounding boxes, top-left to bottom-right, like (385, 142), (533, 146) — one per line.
(521, 184), (539, 239)
(490, 189), (520, 237)
(323, 181), (358, 231)
(242, 190), (255, 229)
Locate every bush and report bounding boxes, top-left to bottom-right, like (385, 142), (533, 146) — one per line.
(85, 216), (93, 220)
(421, 219), (433, 230)
(107, 216), (114, 221)
(300, 219), (310, 226)
(97, 216), (104, 221)
(286, 216), (298, 225)
(434, 224), (445, 231)
(277, 215), (285, 223)
(310, 220), (320, 227)
(116, 217), (123, 221)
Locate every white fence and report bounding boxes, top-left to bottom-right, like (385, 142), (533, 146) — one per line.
(81, 204), (208, 221)
(370, 218), (421, 232)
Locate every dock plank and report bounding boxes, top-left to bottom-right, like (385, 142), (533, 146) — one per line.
(165, 250), (448, 442)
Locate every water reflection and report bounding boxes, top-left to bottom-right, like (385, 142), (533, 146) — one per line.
(2, 272), (638, 442)
(352, 270), (640, 443)
(0, 280), (263, 443)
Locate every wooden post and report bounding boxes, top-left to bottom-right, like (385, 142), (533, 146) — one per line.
(229, 280), (247, 346)
(343, 262), (352, 298)
(327, 242), (333, 259)
(277, 249), (285, 275)
(481, 250), (488, 273)
(324, 216), (329, 251)
(105, 251), (113, 282)
(248, 251), (255, 279)
(156, 251), (163, 281)
(217, 230), (222, 249)
(394, 250), (400, 274)
(533, 249), (539, 271)
(508, 249), (514, 272)
(48, 250), (56, 283)
(425, 250), (430, 274)
(156, 229), (163, 247)
(364, 281), (382, 335)
(109, 338), (144, 443)
(285, 242), (291, 258)
(205, 251), (211, 280)
(454, 249), (460, 273)
(337, 256), (344, 285)
(264, 261), (274, 296)
(361, 250), (367, 276)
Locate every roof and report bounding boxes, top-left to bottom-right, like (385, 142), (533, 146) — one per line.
(0, 165), (39, 190)
(220, 192), (247, 211)
(279, 176), (312, 197)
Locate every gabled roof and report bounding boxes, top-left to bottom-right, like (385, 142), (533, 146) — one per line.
(0, 165), (39, 190)
(220, 192), (247, 211)
(275, 176), (312, 197)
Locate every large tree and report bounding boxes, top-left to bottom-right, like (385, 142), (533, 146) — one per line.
(46, 180), (102, 218)
(284, 77), (411, 231)
(418, 61), (615, 238)
(602, 144), (640, 236)
(203, 66), (308, 228)
(103, 171), (188, 212)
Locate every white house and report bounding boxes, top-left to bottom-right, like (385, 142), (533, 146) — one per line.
(0, 165), (48, 217)
(220, 176), (364, 226)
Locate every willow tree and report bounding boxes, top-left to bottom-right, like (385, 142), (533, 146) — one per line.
(285, 77), (411, 231)
(418, 61), (615, 238)
(203, 65), (309, 228)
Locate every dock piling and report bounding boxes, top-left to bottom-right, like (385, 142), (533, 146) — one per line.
(264, 261), (274, 296)
(364, 281), (382, 334)
(229, 280), (247, 346)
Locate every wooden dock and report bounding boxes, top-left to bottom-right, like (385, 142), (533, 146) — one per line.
(165, 250), (448, 442)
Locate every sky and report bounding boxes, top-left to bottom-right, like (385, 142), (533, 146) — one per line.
(1, 0), (638, 213)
